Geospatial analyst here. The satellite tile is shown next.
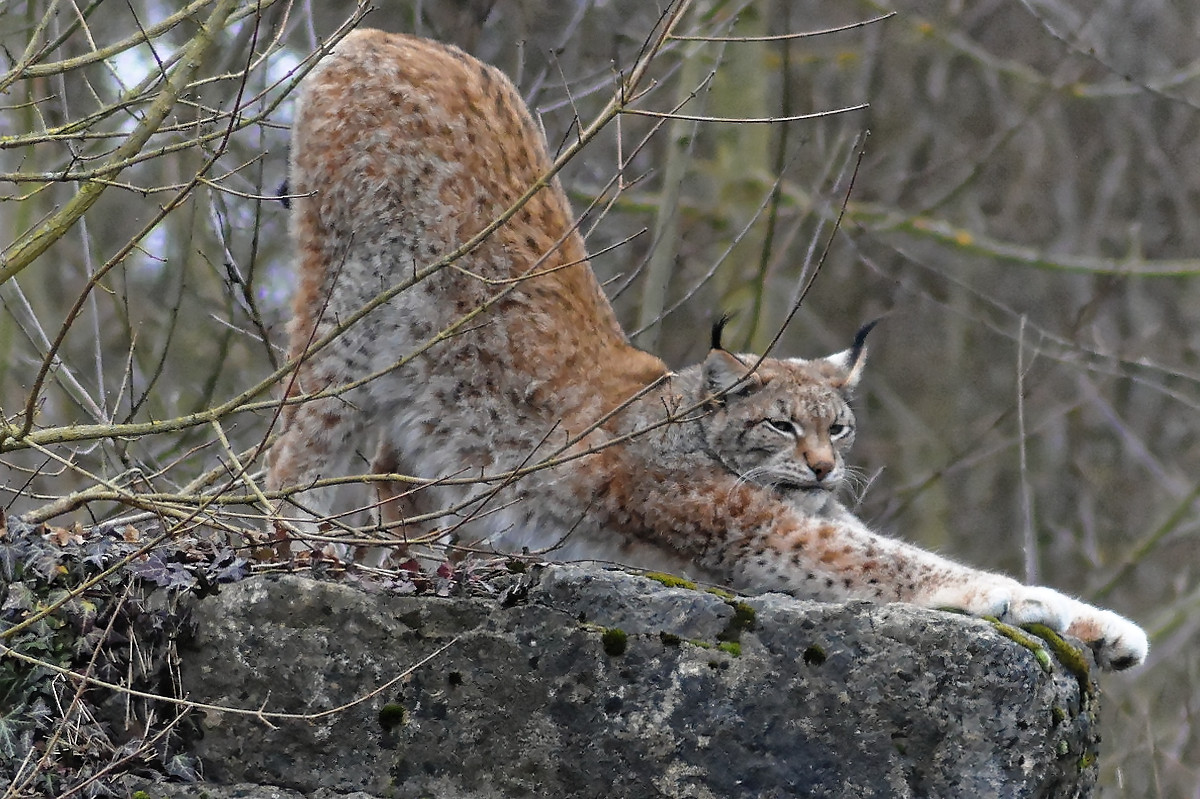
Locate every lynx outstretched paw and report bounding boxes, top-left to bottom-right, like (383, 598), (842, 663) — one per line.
(926, 580), (1148, 671)
(1063, 603), (1149, 671)
(927, 580), (1072, 631)
(1006, 587), (1148, 671)
(994, 584), (1076, 631)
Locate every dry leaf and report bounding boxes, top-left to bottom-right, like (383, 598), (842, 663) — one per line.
(47, 525), (84, 547)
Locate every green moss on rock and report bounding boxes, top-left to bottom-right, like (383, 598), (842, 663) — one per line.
(643, 572), (697, 590)
(601, 627), (628, 656)
(717, 600), (757, 645)
(731, 602), (756, 630)
(1025, 623), (1094, 694)
(987, 620), (1053, 674)
(378, 702), (406, 731)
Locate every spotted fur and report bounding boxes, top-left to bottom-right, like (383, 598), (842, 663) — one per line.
(267, 30), (1147, 670)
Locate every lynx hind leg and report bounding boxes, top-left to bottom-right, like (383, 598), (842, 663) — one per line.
(367, 441), (445, 569)
(267, 393), (366, 558)
(924, 577), (1147, 670)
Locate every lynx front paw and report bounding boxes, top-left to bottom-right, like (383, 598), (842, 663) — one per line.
(1063, 603), (1149, 671)
(927, 580), (1072, 631)
(925, 580), (1147, 671)
(1010, 588), (1148, 671)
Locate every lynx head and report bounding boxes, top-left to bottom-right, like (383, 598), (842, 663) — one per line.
(699, 320), (877, 512)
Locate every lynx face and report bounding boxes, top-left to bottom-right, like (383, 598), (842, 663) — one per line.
(699, 351), (860, 512)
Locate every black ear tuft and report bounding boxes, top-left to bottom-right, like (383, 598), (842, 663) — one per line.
(850, 318), (882, 368)
(277, 178), (291, 209)
(711, 313), (733, 351)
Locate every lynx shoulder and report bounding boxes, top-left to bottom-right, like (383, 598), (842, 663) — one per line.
(267, 29), (1147, 671)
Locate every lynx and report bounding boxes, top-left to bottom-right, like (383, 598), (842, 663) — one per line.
(267, 30), (1147, 670)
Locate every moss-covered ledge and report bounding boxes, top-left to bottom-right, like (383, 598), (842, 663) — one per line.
(157, 565), (1101, 799)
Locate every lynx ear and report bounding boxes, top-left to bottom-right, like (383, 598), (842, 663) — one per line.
(703, 349), (761, 401)
(705, 314), (759, 399)
(824, 319), (879, 391)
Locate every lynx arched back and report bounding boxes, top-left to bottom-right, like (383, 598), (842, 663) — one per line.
(268, 30), (668, 534)
(287, 31), (665, 416)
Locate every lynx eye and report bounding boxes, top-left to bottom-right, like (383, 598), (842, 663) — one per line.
(829, 423), (851, 439)
(765, 419), (796, 436)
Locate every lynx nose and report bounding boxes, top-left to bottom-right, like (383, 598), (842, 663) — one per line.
(806, 456), (834, 482)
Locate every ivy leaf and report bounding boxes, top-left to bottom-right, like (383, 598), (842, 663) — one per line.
(207, 549), (248, 584)
(2, 582), (36, 617)
(0, 711), (28, 760)
(0, 540), (25, 582)
(81, 535), (135, 569)
(30, 549), (65, 583)
(164, 753), (201, 782)
(126, 554), (197, 591)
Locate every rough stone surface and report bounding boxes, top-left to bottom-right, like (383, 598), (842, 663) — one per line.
(171, 566), (1100, 799)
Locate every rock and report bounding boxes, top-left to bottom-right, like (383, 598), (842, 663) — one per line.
(119, 784), (380, 799)
(172, 566), (1099, 798)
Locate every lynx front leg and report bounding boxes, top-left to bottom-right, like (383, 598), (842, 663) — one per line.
(689, 480), (1149, 670)
(814, 529), (1151, 670)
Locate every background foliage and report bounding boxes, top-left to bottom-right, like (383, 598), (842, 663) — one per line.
(1, 0), (1197, 794)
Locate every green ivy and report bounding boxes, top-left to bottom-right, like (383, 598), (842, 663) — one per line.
(0, 514), (246, 795)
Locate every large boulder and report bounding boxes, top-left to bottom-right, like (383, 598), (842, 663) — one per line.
(167, 566), (1099, 798)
